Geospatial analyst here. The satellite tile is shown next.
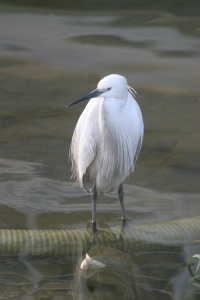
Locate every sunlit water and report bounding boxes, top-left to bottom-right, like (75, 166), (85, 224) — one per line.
(0, 3), (200, 299)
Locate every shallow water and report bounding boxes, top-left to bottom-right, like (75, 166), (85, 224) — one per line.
(0, 3), (200, 299)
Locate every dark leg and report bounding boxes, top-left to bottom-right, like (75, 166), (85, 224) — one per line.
(92, 183), (98, 233)
(118, 184), (127, 240)
(118, 183), (126, 224)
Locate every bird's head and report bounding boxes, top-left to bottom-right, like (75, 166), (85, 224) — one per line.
(67, 74), (131, 107)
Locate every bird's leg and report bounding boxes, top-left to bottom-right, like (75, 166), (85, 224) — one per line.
(118, 183), (126, 225)
(118, 184), (127, 240)
(92, 183), (98, 233)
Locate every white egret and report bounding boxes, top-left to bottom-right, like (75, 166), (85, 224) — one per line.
(67, 74), (144, 232)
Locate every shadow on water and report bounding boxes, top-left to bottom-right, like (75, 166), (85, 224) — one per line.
(0, 2), (200, 299)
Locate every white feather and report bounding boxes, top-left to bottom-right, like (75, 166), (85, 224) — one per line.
(69, 74), (144, 193)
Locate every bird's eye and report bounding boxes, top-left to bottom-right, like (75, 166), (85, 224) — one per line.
(107, 87), (112, 91)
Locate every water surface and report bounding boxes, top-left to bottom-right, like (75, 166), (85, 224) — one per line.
(0, 3), (200, 299)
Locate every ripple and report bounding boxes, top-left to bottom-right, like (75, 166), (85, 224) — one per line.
(71, 34), (153, 48)
(155, 49), (199, 57)
(1, 158), (200, 224)
(112, 12), (161, 27)
(0, 42), (30, 52)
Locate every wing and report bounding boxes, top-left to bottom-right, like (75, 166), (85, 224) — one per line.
(69, 98), (102, 190)
(95, 92), (144, 191)
(129, 92), (144, 166)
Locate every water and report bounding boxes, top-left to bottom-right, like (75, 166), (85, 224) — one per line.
(0, 2), (200, 299)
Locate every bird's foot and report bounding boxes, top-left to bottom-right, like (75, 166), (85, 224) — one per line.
(119, 218), (127, 241)
(121, 217), (127, 227)
(86, 220), (99, 234)
(86, 221), (100, 246)
(92, 221), (98, 234)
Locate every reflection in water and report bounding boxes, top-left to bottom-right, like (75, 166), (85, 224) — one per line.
(75, 246), (140, 300)
(0, 158), (199, 298)
(1, 157), (200, 229)
(0, 3), (200, 299)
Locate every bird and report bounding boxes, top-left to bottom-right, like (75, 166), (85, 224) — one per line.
(67, 74), (144, 232)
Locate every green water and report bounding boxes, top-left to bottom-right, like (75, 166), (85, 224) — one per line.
(0, 2), (200, 299)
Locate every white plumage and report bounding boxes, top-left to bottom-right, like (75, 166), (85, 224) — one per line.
(68, 74), (144, 231)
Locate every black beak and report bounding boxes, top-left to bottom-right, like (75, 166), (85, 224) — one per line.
(67, 89), (103, 107)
